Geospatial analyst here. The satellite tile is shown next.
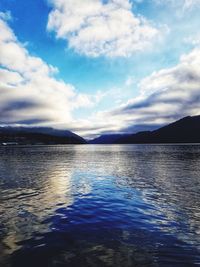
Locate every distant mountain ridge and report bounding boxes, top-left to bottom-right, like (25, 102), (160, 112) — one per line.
(0, 127), (86, 145)
(90, 115), (200, 144)
(89, 134), (125, 144)
(1, 115), (200, 145)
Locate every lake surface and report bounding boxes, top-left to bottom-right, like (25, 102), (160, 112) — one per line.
(0, 144), (200, 267)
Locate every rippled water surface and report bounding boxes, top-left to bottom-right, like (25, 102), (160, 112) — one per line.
(0, 144), (200, 267)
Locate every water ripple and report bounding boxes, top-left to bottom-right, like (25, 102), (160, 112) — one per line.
(0, 145), (200, 266)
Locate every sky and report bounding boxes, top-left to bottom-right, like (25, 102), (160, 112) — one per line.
(0, 0), (200, 139)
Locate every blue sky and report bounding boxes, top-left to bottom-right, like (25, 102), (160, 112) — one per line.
(0, 0), (200, 138)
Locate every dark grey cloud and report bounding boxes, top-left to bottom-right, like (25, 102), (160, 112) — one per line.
(80, 47), (200, 137)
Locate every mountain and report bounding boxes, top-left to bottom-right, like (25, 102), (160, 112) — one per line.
(0, 127), (86, 145)
(116, 115), (200, 144)
(3, 115), (200, 145)
(89, 134), (126, 144)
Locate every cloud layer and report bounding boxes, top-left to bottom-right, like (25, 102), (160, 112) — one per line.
(0, 17), (94, 127)
(47, 0), (159, 57)
(72, 47), (200, 138)
(1, 5), (200, 139)
(154, 0), (200, 11)
(112, 47), (200, 131)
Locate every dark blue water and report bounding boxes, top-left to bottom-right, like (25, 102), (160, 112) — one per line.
(0, 145), (200, 267)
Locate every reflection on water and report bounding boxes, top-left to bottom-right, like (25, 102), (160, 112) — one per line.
(0, 145), (200, 266)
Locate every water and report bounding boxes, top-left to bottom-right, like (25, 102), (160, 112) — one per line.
(0, 145), (200, 267)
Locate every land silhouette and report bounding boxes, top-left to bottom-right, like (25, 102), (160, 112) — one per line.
(90, 115), (200, 144)
(1, 115), (200, 145)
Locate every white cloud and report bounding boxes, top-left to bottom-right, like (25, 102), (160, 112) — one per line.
(184, 35), (200, 46)
(125, 76), (135, 87)
(154, 0), (200, 11)
(1, 8), (200, 139)
(0, 16), (95, 128)
(0, 11), (12, 21)
(183, 0), (200, 9)
(47, 0), (160, 57)
(72, 47), (200, 138)
(110, 47), (200, 130)
(0, 69), (23, 85)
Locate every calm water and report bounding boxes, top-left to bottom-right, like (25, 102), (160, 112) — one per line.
(0, 145), (200, 267)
